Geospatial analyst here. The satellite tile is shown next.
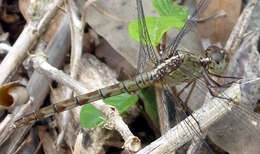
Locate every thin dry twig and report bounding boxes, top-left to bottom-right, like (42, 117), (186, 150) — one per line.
(56, 0), (84, 146)
(67, 0), (83, 81)
(81, 0), (97, 29)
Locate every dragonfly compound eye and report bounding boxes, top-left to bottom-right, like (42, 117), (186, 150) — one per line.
(205, 46), (229, 74)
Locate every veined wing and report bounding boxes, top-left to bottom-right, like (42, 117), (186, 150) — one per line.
(170, 49), (260, 153)
(136, 0), (161, 73)
(163, 0), (211, 59)
(136, 0), (211, 73)
(135, 0), (218, 152)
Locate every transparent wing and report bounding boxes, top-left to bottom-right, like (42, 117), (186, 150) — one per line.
(136, 0), (161, 73)
(161, 83), (215, 153)
(170, 61), (260, 153)
(163, 0), (211, 58)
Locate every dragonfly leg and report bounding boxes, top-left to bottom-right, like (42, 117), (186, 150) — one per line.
(176, 80), (194, 97)
(161, 33), (167, 52)
(156, 33), (167, 56)
(207, 86), (233, 102)
(207, 70), (242, 80)
(182, 81), (196, 107)
(171, 86), (203, 134)
(202, 73), (233, 102)
(117, 67), (124, 80)
(206, 71), (237, 88)
(75, 96), (80, 106)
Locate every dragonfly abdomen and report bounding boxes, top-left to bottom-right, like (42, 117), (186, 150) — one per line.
(13, 71), (157, 127)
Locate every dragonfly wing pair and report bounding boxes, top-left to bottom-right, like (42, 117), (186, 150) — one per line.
(136, 0), (212, 73)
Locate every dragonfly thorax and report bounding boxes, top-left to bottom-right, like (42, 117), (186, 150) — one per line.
(205, 46), (229, 75)
(157, 52), (206, 85)
(154, 54), (184, 80)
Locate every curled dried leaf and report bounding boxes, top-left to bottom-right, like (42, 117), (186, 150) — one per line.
(0, 81), (29, 110)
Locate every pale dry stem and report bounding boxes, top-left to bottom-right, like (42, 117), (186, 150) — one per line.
(56, 0), (84, 146)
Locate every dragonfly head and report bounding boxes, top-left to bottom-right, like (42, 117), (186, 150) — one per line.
(205, 46), (229, 75)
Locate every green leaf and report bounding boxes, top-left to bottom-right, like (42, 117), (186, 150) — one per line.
(80, 104), (106, 128)
(128, 0), (189, 46)
(152, 0), (188, 18)
(128, 16), (185, 46)
(80, 93), (138, 128)
(104, 93), (139, 114)
(138, 87), (159, 128)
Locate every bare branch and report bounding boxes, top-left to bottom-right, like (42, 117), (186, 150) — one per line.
(137, 84), (241, 153)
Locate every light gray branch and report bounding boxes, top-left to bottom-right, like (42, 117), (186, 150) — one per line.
(137, 84), (241, 154)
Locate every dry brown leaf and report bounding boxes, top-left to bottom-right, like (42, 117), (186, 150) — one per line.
(0, 81), (29, 110)
(197, 0), (242, 46)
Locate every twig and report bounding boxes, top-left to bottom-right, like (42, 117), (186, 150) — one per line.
(0, 0), (64, 85)
(30, 53), (86, 94)
(137, 84), (241, 154)
(30, 53), (141, 152)
(67, 0), (83, 81)
(56, 0), (84, 146)
(81, 0), (96, 29)
(55, 89), (72, 146)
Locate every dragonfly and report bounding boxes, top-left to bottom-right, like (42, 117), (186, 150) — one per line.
(13, 0), (260, 153)
(13, 0), (217, 127)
